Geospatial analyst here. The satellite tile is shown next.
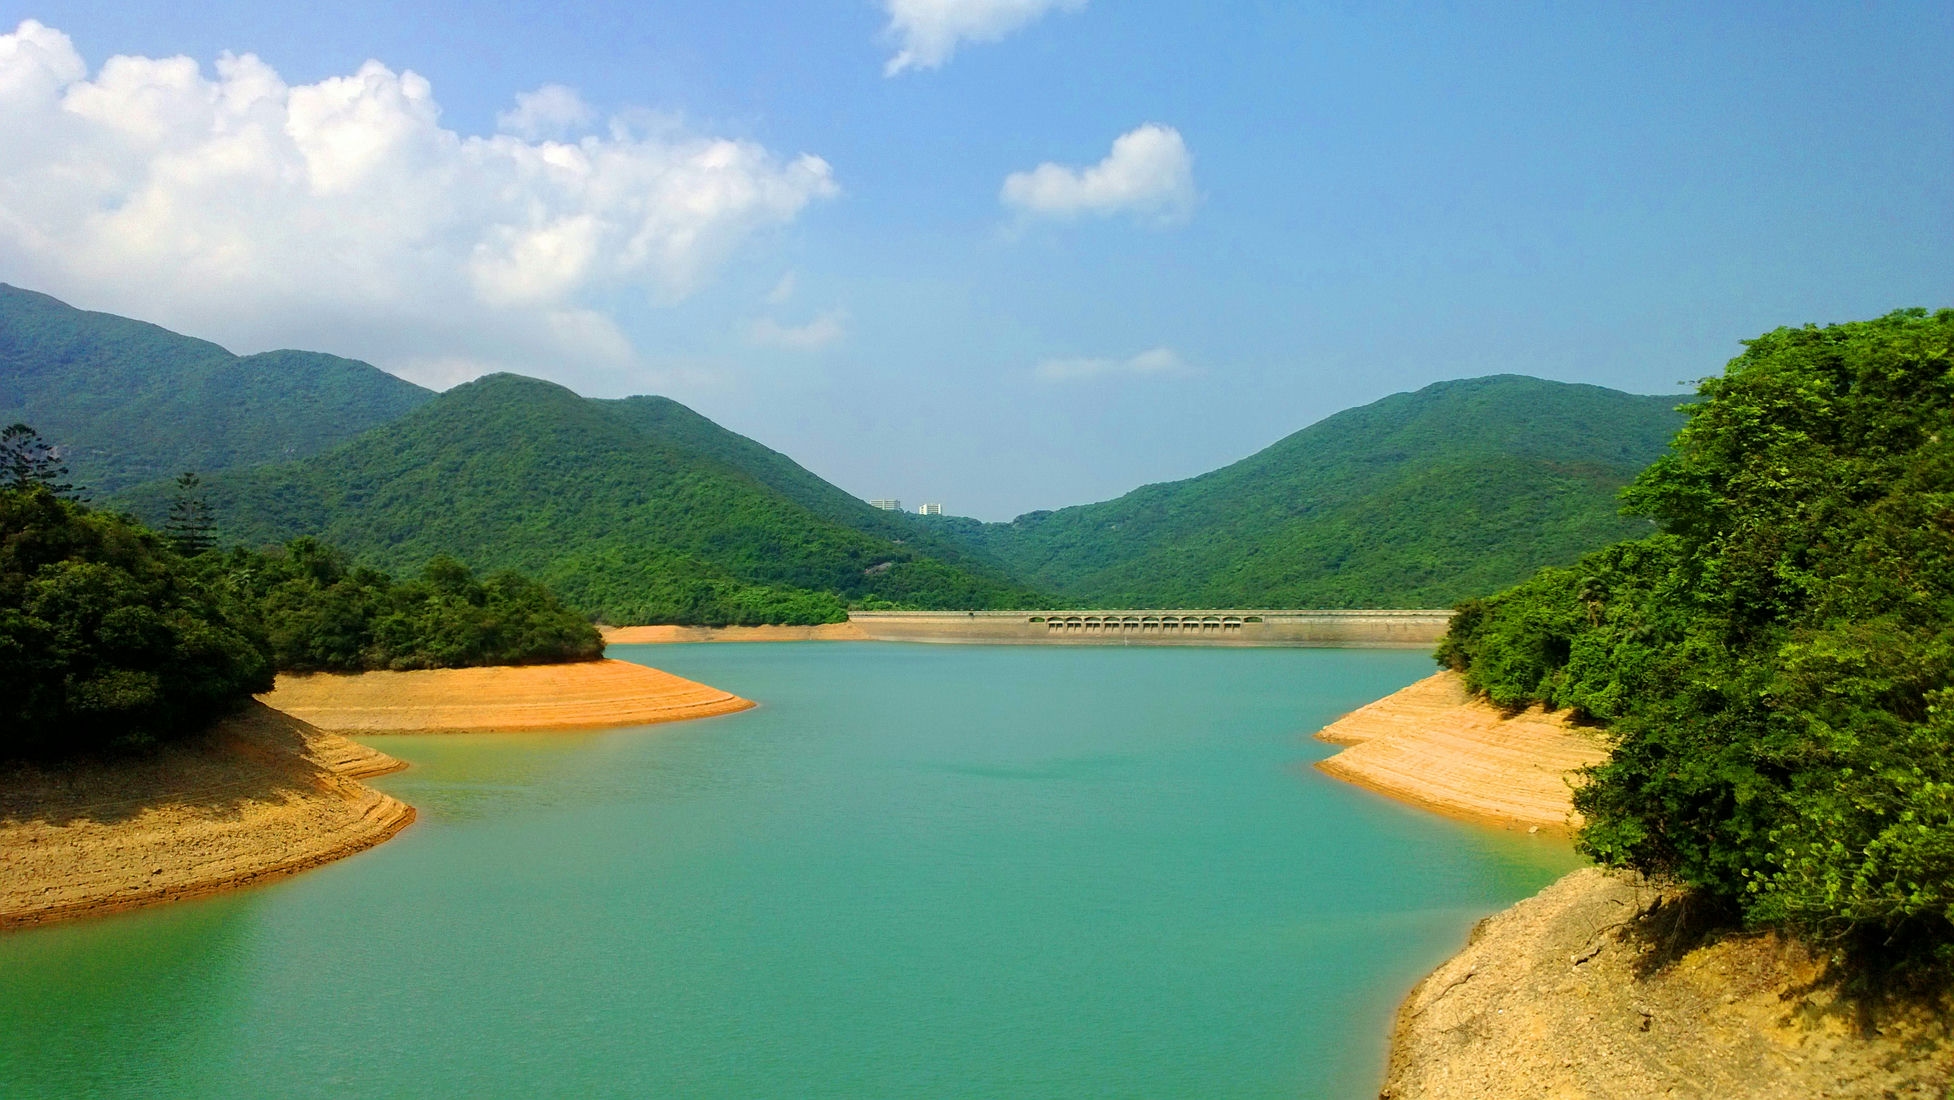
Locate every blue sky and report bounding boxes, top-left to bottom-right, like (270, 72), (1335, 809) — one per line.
(2, 2), (1948, 518)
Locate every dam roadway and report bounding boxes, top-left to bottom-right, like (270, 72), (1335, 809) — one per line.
(846, 609), (1451, 647)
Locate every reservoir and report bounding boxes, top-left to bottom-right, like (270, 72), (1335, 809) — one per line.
(0, 644), (1578, 1098)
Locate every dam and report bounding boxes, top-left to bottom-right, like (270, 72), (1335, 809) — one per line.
(847, 609), (1451, 648)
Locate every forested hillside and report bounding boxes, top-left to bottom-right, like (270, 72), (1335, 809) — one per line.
(121, 374), (1041, 624)
(0, 285), (432, 492)
(923, 376), (1685, 608)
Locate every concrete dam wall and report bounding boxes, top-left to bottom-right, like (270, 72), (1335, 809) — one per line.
(847, 610), (1451, 648)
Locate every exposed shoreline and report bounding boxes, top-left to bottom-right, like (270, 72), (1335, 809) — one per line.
(0, 702), (413, 931)
(1313, 670), (1606, 832)
(6, 658), (755, 931)
(602, 622), (869, 644)
(258, 657), (755, 733)
(1323, 673), (1954, 1097)
(1380, 868), (1953, 1098)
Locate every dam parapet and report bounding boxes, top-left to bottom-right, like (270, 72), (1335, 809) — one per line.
(847, 609), (1450, 648)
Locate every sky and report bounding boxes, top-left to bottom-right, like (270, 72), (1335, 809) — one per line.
(0, 2), (1948, 520)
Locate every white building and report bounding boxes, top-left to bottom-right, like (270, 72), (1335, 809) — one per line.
(868, 499), (902, 511)
(917, 503), (943, 516)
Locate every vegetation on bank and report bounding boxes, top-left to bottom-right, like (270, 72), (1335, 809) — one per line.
(0, 485), (270, 756)
(206, 539), (602, 672)
(1438, 308), (1954, 971)
(922, 376), (1684, 609)
(1, 432), (601, 757)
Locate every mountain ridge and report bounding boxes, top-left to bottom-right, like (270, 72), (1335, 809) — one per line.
(0, 284), (434, 492)
(915, 375), (1686, 608)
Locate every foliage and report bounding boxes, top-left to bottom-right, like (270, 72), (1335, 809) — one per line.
(205, 538), (603, 672)
(0, 485), (270, 757)
(164, 472), (216, 555)
(924, 376), (1683, 608)
(117, 374), (1043, 624)
(0, 284), (431, 493)
(1439, 309), (1954, 965)
(2, 422), (80, 497)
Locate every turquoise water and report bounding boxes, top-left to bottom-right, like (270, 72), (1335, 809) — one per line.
(0, 644), (1578, 1098)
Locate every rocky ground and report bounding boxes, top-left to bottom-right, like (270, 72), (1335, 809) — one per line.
(1381, 868), (1954, 1099)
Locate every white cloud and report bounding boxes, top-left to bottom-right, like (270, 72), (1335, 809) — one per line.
(1035, 346), (1187, 382)
(495, 83), (594, 139)
(1001, 123), (1194, 224)
(882, 0), (1086, 75)
(0, 21), (838, 385)
(748, 311), (847, 351)
(764, 271), (797, 304)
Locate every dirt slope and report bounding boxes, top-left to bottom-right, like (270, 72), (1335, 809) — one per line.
(1382, 868), (1954, 1099)
(0, 702), (413, 930)
(1315, 671), (1608, 831)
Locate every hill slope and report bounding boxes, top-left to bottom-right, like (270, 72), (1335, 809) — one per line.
(123, 374), (1040, 623)
(923, 376), (1685, 608)
(0, 285), (432, 492)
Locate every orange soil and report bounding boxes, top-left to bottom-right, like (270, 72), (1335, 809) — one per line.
(0, 702), (413, 930)
(258, 658), (754, 734)
(1382, 869), (1954, 1099)
(1314, 671), (1607, 831)
(600, 622), (869, 644)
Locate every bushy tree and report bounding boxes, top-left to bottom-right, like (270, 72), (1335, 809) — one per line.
(205, 539), (603, 671)
(1440, 308), (1954, 966)
(0, 486), (270, 756)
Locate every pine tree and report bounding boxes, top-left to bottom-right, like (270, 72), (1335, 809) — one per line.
(0, 423), (81, 498)
(164, 471), (217, 555)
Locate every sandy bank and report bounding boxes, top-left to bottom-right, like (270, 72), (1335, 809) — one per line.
(0, 702), (413, 930)
(1381, 868), (1954, 1098)
(1313, 671), (1607, 831)
(259, 658), (754, 733)
(602, 622), (868, 644)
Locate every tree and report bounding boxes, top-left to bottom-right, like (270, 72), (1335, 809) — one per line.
(164, 472), (217, 555)
(0, 423), (81, 498)
(0, 487), (270, 756)
(1440, 307), (1954, 969)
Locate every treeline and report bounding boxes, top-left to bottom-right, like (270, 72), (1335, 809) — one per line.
(0, 437), (601, 756)
(1438, 308), (1954, 972)
(209, 539), (602, 672)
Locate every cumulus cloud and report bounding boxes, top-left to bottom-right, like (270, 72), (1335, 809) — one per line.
(882, 0), (1086, 75)
(748, 311), (846, 351)
(1034, 346), (1187, 382)
(1001, 123), (1194, 224)
(495, 83), (594, 139)
(0, 21), (838, 386)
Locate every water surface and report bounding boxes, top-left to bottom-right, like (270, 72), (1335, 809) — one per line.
(0, 644), (1578, 1098)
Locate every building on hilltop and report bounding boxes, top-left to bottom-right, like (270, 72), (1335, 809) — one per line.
(917, 502), (942, 516)
(868, 499), (902, 511)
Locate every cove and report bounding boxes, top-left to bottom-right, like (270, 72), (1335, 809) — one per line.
(0, 644), (1578, 1099)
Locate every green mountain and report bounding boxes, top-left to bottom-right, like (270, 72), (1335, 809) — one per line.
(121, 373), (1041, 623)
(919, 376), (1686, 608)
(0, 284), (432, 493)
